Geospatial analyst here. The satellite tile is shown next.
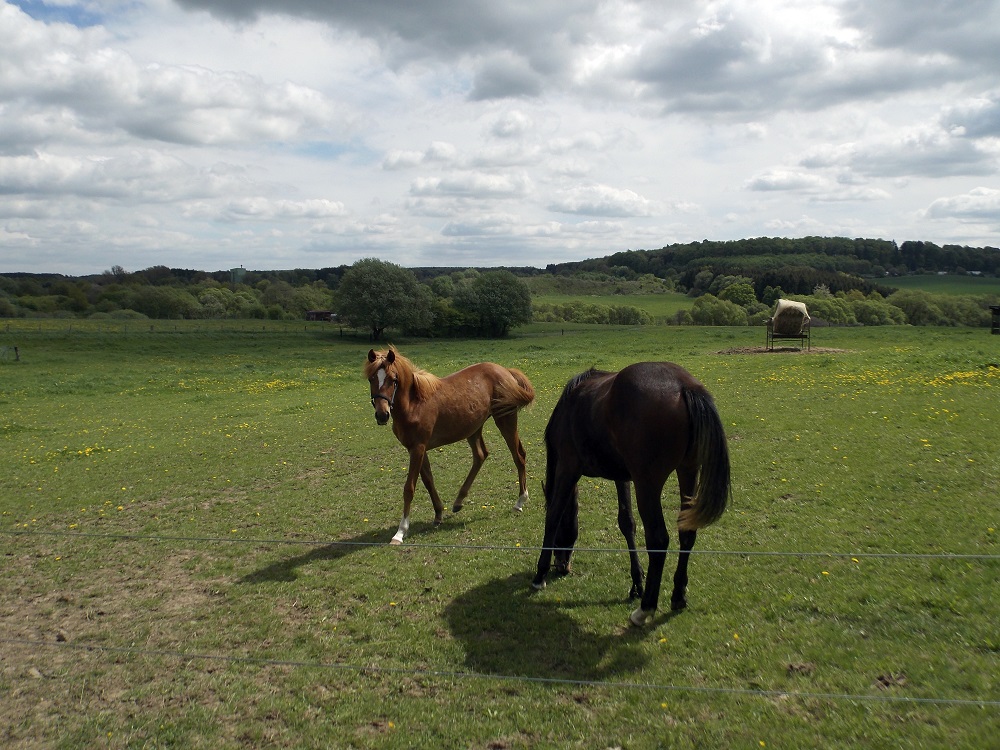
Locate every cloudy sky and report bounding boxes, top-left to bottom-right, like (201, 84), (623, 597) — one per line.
(2, 0), (999, 275)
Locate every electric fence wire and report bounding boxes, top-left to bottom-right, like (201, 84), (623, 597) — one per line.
(3, 527), (997, 710)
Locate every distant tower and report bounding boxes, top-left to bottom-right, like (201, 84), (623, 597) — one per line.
(230, 265), (246, 284)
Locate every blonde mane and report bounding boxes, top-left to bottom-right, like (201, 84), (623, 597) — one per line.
(365, 347), (442, 401)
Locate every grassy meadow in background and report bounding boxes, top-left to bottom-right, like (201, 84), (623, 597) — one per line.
(1, 320), (998, 748)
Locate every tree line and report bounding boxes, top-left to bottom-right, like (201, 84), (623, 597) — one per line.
(0, 260), (533, 340)
(3, 236), (999, 335)
(548, 236), (1000, 296)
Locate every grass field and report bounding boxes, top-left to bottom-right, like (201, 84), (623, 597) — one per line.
(883, 274), (1000, 296)
(2, 321), (998, 748)
(531, 293), (692, 322)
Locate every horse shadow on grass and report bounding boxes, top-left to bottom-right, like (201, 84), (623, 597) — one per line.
(237, 521), (445, 584)
(444, 572), (666, 682)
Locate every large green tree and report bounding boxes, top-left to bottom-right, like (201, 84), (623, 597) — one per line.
(455, 270), (533, 337)
(336, 258), (431, 340)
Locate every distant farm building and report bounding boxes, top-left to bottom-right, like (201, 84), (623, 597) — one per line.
(306, 310), (335, 322)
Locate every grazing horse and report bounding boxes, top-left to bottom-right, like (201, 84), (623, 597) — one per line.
(365, 348), (535, 544)
(532, 362), (730, 627)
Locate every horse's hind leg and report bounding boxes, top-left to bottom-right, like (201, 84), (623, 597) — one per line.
(418, 453), (445, 525)
(495, 413), (529, 511)
(453, 428), (488, 513)
(670, 468), (698, 611)
(630, 480), (669, 627)
(615, 480), (644, 599)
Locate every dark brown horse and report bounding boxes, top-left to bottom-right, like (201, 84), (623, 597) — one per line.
(532, 362), (730, 627)
(366, 348), (535, 544)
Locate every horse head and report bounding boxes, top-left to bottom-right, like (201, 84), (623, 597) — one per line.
(366, 348), (399, 425)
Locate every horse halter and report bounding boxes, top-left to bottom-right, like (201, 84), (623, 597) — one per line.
(371, 370), (399, 412)
(371, 382), (398, 410)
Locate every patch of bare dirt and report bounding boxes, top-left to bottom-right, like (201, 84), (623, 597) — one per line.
(717, 346), (849, 355)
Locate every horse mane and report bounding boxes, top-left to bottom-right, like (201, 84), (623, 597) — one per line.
(365, 347), (442, 401)
(561, 367), (609, 400)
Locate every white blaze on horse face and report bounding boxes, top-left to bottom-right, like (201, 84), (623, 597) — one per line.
(377, 367), (387, 389)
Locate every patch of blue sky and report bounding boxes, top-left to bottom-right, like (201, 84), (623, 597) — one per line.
(286, 140), (381, 165)
(10, 0), (106, 27)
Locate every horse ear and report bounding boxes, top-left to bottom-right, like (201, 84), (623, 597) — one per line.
(386, 349), (396, 364)
(368, 349), (377, 362)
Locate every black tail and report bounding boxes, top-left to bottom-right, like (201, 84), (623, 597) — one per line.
(677, 388), (730, 531)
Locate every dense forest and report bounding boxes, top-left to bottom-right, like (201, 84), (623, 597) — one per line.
(2, 237), (998, 333)
(546, 237), (1000, 297)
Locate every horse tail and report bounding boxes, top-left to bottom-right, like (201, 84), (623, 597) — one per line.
(677, 387), (731, 531)
(492, 367), (536, 418)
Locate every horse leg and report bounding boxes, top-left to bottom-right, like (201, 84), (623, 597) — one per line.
(629, 480), (669, 627)
(453, 428), (488, 513)
(552, 484), (579, 576)
(392, 446), (426, 545)
(532, 474), (578, 590)
(670, 468), (699, 610)
(615, 480), (644, 600)
(494, 413), (529, 511)
(418, 453), (445, 526)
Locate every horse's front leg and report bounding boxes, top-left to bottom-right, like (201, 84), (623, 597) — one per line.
(551, 484), (579, 575)
(392, 446), (426, 545)
(615, 480), (644, 600)
(532, 475), (577, 589)
(453, 429), (488, 513)
(418, 453), (445, 525)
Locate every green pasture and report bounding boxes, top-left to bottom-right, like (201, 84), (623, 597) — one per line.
(2, 321), (998, 748)
(884, 274), (1000, 296)
(531, 292), (692, 321)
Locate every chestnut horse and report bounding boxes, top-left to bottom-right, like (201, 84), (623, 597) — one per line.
(531, 362), (730, 627)
(365, 348), (535, 544)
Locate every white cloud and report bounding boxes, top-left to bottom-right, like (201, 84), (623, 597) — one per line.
(3, 0), (1000, 273)
(549, 184), (658, 217)
(926, 187), (1000, 222)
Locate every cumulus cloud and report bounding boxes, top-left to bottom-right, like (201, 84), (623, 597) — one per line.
(0, 2), (341, 149)
(5, 0), (1000, 273)
(410, 171), (532, 199)
(926, 187), (1000, 222)
(799, 126), (998, 179)
(549, 184), (658, 217)
(940, 91), (1000, 138)
(214, 198), (348, 222)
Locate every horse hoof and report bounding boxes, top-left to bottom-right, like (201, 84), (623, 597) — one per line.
(670, 597), (687, 611)
(629, 607), (653, 627)
(531, 580), (546, 590)
(389, 537), (403, 546)
(451, 504), (463, 514)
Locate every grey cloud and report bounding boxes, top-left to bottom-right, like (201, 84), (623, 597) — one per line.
(800, 129), (997, 179)
(470, 55), (543, 100)
(926, 187), (1000, 222)
(941, 92), (1000, 138)
(839, 0), (1000, 72)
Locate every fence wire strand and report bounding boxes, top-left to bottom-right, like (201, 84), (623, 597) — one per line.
(2, 637), (997, 709)
(4, 527), (997, 710)
(3, 528), (999, 560)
